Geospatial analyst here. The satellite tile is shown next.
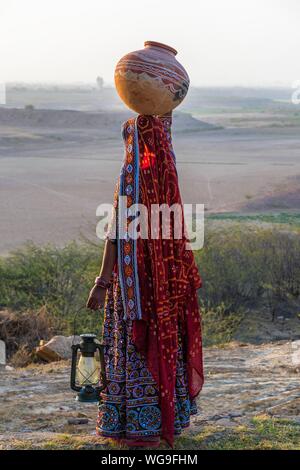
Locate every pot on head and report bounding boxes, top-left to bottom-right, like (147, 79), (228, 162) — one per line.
(114, 41), (189, 115)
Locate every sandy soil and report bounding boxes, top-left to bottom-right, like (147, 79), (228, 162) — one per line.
(0, 108), (300, 254)
(0, 341), (299, 449)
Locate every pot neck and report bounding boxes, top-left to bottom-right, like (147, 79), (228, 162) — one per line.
(144, 41), (177, 56)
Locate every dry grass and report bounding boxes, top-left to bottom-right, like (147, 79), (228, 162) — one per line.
(0, 307), (54, 364)
(1, 417), (299, 450)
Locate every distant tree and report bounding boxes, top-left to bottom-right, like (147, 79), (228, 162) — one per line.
(96, 76), (104, 90)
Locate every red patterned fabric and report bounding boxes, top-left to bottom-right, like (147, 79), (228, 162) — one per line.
(123, 115), (204, 447)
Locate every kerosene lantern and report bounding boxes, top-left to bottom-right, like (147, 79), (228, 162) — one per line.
(70, 334), (106, 402)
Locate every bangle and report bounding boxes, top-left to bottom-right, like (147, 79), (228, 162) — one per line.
(95, 276), (111, 289)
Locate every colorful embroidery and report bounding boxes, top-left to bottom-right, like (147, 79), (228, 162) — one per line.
(98, 115), (203, 446)
(96, 278), (198, 440)
(118, 118), (142, 320)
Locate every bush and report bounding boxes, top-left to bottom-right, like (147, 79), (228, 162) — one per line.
(0, 241), (103, 336)
(201, 304), (243, 346)
(0, 307), (54, 361)
(0, 227), (300, 349)
(196, 225), (300, 319)
(10, 344), (35, 368)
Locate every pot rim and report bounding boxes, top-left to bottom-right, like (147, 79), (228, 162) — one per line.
(144, 41), (177, 56)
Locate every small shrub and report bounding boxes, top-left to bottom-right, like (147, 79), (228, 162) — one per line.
(201, 304), (244, 346)
(10, 344), (34, 368)
(0, 307), (54, 360)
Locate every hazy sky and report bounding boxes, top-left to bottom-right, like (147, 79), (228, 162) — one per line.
(0, 0), (299, 86)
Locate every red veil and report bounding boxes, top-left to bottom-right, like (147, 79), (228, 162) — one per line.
(117, 115), (203, 447)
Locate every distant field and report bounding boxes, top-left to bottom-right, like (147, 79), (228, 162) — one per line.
(0, 86), (300, 253)
(208, 212), (300, 227)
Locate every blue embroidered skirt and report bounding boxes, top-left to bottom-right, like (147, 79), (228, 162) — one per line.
(96, 275), (197, 441)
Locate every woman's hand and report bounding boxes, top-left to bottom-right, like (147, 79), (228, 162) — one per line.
(86, 285), (106, 311)
(86, 240), (116, 311)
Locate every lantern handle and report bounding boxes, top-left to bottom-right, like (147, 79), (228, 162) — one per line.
(71, 304), (104, 346)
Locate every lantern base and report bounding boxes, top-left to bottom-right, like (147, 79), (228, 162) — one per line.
(76, 386), (99, 403)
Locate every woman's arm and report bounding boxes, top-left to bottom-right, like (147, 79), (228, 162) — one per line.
(86, 239), (117, 310)
(99, 238), (117, 282)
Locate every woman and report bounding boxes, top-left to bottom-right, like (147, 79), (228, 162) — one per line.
(86, 114), (203, 447)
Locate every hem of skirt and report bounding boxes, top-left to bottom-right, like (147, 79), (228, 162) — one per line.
(96, 417), (194, 441)
(96, 428), (160, 439)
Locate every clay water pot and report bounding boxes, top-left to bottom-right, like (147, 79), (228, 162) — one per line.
(114, 41), (189, 115)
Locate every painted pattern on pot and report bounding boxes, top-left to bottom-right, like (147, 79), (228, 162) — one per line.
(114, 41), (190, 115)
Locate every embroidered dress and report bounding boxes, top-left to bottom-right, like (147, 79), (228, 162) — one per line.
(96, 116), (203, 447)
(96, 278), (198, 441)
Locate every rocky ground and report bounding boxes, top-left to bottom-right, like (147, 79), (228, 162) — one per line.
(0, 341), (299, 450)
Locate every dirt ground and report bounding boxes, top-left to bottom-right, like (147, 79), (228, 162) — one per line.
(0, 341), (299, 450)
